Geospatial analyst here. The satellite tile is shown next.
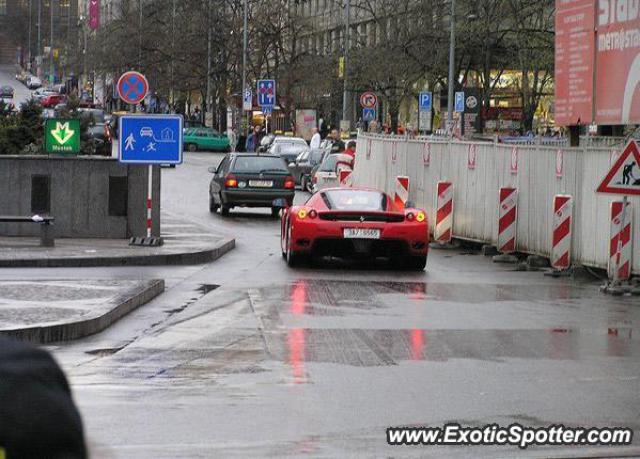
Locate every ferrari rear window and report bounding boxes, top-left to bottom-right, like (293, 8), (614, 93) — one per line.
(322, 190), (387, 211)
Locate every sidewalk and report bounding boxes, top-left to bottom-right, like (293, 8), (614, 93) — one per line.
(0, 216), (235, 268)
(0, 279), (164, 343)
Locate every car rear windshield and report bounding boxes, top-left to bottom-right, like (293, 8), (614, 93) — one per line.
(232, 156), (289, 173)
(322, 190), (387, 211)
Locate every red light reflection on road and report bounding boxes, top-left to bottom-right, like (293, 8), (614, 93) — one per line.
(410, 329), (425, 360)
(409, 283), (427, 301)
(288, 328), (306, 384)
(290, 281), (307, 315)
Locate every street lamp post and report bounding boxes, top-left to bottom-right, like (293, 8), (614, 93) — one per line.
(50, 0), (54, 83)
(341, 0), (351, 130)
(447, 0), (456, 134)
(241, 0), (248, 136)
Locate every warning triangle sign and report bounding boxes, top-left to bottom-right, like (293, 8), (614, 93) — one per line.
(596, 140), (640, 196)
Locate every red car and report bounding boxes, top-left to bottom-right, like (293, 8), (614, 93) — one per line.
(280, 187), (429, 270)
(41, 94), (66, 108)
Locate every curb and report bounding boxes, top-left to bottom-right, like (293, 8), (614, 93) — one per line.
(0, 279), (165, 344)
(0, 238), (235, 268)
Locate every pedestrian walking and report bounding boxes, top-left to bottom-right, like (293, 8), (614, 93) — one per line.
(228, 128), (238, 152)
(245, 126), (260, 152)
(310, 127), (321, 149)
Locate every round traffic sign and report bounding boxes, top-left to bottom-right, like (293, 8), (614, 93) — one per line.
(117, 71), (149, 105)
(360, 91), (378, 109)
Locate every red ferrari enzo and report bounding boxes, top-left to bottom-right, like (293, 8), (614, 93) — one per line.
(280, 187), (429, 270)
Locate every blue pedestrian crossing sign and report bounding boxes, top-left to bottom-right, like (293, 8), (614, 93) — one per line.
(362, 107), (376, 122)
(119, 115), (183, 165)
(419, 92), (432, 112)
(257, 79), (276, 107)
(455, 91), (465, 113)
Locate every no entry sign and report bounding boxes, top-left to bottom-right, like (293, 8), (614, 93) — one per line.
(117, 71), (149, 105)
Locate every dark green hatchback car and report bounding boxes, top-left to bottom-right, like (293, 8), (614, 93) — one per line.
(183, 127), (230, 152)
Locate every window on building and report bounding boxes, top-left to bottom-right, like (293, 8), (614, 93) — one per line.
(0, 0), (7, 15)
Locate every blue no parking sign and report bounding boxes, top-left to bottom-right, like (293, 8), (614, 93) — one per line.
(119, 115), (183, 165)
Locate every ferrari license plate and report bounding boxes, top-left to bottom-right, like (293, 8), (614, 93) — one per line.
(343, 228), (381, 239)
(249, 180), (273, 188)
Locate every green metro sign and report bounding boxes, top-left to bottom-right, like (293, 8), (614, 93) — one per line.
(45, 119), (81, 154)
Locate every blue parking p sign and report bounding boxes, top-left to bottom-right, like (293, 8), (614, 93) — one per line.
(455, 91), (465, 113)
(419, 92), (432, 112)
(119, 115), (183, 165)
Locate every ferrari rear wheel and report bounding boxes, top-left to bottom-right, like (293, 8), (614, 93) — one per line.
(405, 255), (427, 271)
(286, 225), (306, 267)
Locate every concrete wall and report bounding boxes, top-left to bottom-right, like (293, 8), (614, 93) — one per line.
(354, 134), (640, 274)
(0, 156), (160, 239)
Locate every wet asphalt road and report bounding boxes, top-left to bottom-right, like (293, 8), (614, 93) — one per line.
(3, 152), (640, 458)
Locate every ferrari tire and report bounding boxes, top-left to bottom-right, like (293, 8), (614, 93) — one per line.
(271, 207), (280, 218)
(405, 255), (427, 271)
(220, 204), (230, 216)
(286, 250), (307, 267)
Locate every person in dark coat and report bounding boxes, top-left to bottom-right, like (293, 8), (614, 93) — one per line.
(0, 337), (87, 459)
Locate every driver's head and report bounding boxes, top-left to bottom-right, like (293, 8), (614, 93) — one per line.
(330, 129), (339, 140)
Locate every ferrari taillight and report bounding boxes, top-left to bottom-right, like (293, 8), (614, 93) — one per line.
(308, 209), (318, 219)
(225, 174), (238, 188)
(406, 212), (415, 222)
(297, 209), (308, 219)
(416, 211), (426, 222)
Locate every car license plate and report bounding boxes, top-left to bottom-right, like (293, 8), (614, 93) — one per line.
(249, 180), (273, 188)
(343, 228), (381, 239)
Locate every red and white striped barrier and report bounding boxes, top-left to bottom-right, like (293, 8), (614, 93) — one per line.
(339, 169), (352, 187)
(551, 195), (573, 270)
(434, 181), (454, 243)
(497, 187), (517, 253)
(394, 176), (410, 210)
(609, 201), (633, 281)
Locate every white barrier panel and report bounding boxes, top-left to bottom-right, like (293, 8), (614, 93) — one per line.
(352, 133), (640, 274)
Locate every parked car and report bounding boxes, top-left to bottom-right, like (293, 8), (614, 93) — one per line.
(311, 153), (354, 193)
(26, 75), (42, 89)
(257, 134), (276, 152)
(183, 127), (230, 152)
(288, 148), (330, 189)
(41, 94), (66, 108)
(32, 87), (57, 101)
(0, 85), (14, 98)
(208, 153), (295, 216)
(78, 108), (105, 123)
(0, 97), (16, 113)
(267, 136), (310, 163)
(85, 123), (110, 156)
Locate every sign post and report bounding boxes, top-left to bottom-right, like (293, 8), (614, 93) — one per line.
(419, 92), (432, 132)
(119, 114), (183, 246)
(257, 79), (276, 134)
(596, 140), (640, 290)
